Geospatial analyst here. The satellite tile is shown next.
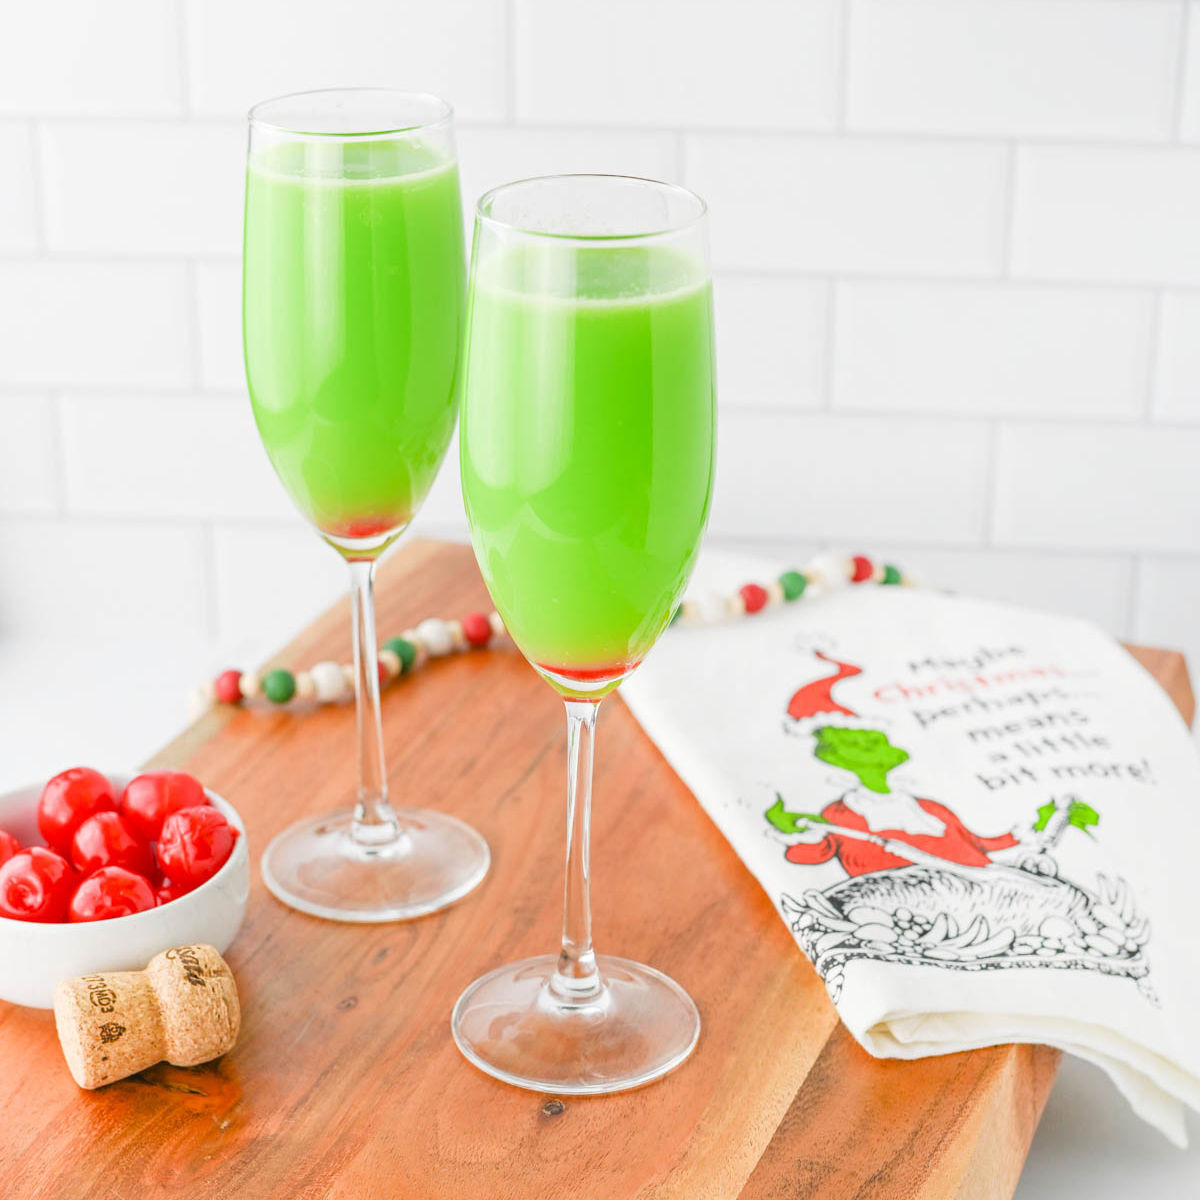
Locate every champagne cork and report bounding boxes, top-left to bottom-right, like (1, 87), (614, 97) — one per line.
(53, 944), (240, 1089)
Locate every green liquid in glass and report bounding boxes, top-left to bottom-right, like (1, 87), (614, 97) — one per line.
(462, 245), (716, 682)
(244, 141), (465, 540)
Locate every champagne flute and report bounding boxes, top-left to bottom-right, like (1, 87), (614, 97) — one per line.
(453, 175), (716, 1091)
(242, 89), (489, 922)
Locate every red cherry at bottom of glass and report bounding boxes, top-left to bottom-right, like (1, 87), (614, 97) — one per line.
(68, 867), (157, 922)
(0, 848), (77, 922)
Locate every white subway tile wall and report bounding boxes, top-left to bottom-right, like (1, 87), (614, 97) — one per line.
(0, 263), (194, 388)
(848, 0), (1180, 140)
(712, 412), (991, 543)
(688, 135), (1009, 274)
(0, 0), (182, 116)
(184, 0), (509, 122)
(0, 396), (59, 514)
(0, 0), (1196, 671)
(1155, 292), (1200, 421)
(715, 277), (827, 410)
(515, 0), (842, 130)
(993, 423), (1200, 552)
(453, 127), (680, 228)
(1012, 146), (1200, 285)
(41, 121), (245, 256)
(212, 524), (348, 644)
(59, 395), (294, 521)
(194, 262), (244, 392)
(0, 123), (38, 253)
(1135, 558), (1200, 673)
(0, 519), (209, 634)
(832, 283), (1153, 418)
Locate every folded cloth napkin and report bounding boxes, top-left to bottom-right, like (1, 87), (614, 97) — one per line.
(621, 552), (1200, 1145)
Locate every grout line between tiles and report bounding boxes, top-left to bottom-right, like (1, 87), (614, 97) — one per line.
(201, 521), (221, 637)
(175, 0), (192, 118)
(835, 0), (853, 131)
(1171, 0), (1192, 142)
(821, 279), (838, 412)
(1143, 290), (1164, 419)
(27, 119), (49, 254)
(980, 421), (999, 547)
(1000, 141), (1018, 277)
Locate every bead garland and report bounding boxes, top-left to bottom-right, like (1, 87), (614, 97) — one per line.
(193, 553), (911, 715)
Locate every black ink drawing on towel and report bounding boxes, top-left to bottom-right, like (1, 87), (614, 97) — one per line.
(768, 650), (1153, 1003)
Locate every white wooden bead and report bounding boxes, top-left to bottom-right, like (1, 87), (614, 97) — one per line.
(295, 671), (317, 701)
(807, 552), (850, 589)
(488, 611), (505, 637)
(342, 663), (357, 688)
(379, 648), (401, 678)
(187, 687), (212, 721)
(447, 619), (467, 651)
(696, 592), (727, 623)
(766, 580), (785, 605)
(680, 600), (701, 624)
(417, 618), (454, 657)
(725, 592), (746, 617)
(239, 670), (261, 699)
(311, 660), (348, 702)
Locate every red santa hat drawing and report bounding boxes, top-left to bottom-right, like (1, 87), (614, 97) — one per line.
(784, 650), (877, 735)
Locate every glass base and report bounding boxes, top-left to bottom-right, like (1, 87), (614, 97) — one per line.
(451, 954), (700, 1094)
(260, 807), (490, 923)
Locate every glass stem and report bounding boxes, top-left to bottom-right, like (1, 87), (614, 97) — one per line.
(552, 699), (602, 1001)
(348, 559), (399, 846)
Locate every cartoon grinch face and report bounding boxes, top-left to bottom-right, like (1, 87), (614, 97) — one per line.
(813, 727), (909, 794)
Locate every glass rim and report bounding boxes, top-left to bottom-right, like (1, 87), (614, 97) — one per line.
(247, 87), (454, 139)
(475, 173), (708, 242)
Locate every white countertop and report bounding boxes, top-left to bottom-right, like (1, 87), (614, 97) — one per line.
(1, 630), (1197, 1194)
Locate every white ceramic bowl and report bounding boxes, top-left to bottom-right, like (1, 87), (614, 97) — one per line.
(0, 773), (249, 1009)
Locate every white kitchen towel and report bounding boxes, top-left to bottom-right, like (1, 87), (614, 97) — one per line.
(622, 552), (1200, 1145)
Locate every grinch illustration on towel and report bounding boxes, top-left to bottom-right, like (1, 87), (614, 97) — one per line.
(771, 651), (1153, 1001)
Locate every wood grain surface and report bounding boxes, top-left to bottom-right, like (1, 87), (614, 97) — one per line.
(0, 540), (1192, 1200)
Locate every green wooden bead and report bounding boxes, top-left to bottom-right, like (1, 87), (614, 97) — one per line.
(882, 564), (902, 585)
(262, 668), (296, 704)
(779, 570), (807, 601)
(384, 637), (417, 673)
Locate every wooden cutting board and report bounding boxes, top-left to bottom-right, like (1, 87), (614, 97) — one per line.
(0, 539), (1192, 1200)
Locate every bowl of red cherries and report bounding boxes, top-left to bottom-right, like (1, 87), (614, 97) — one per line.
(0, 768), (249, 1008)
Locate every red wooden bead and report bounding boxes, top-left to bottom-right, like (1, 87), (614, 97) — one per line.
(739, 583), (769, 615)
(851, 555), (874, 583)
(377, 661), (388, 686)
(214, 670), (243, 704)
(461, 611), (492, 647)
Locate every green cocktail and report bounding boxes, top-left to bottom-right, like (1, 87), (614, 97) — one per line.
(243, 90), (488, 926)
(453, 175), (715, 1097)
(244, 138), (464, 541)
(461, 244), (715, 686)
